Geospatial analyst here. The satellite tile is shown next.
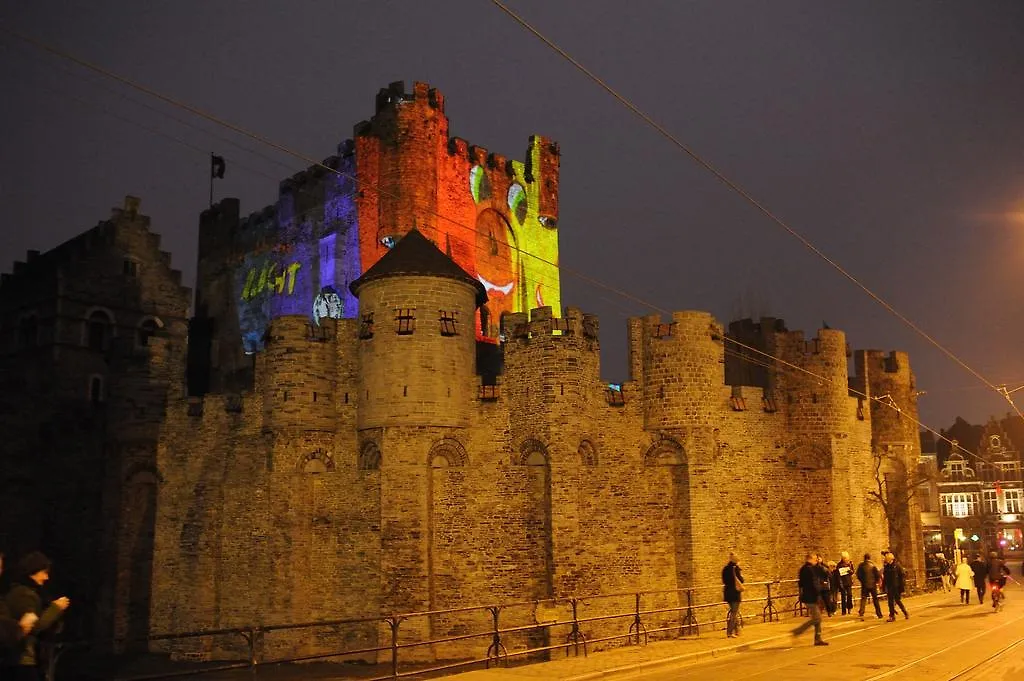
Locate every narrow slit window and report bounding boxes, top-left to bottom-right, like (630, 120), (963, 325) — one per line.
(395, 308), (415, 335)
(439, 310), (458, 336)
(359, 312), (375, 339)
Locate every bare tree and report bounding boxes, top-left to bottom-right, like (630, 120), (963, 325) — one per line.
(868, 445), (932, 560)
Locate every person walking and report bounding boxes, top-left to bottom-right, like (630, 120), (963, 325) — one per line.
(856, 553), (884, 619)
(835, 551), (855, 615)
(721, 552), (744, 638)
(791, 553), (828, 646)
(953, 556), (974, 604)
(969, 553), (988, 604)
(4, 552), (70, 681)
(882, 552), (909, 621)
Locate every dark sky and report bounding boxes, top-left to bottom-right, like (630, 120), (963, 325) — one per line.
(2, 1), (1023, 431)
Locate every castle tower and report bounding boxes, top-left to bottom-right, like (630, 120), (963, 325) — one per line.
(349, 229), (485, 644)
(349, 229), (485, 429)
(856, 349), (925, 581)
(259, 315), (338, 438)
(354, 82), (449, 272)
(639, 311), (725, 430)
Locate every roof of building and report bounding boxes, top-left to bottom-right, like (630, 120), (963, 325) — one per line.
(349, 229), (487, 306)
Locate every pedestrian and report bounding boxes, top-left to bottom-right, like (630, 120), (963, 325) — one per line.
(969, 553), (988, 604)
(1, 553), (28, 677)
(4, 551), (70, 681)
(953, 556), (974, 604)
(856, 552), (884, 619)
(721, 551), (744, 638)
(882, 551), (909, 621)
(835, 551), (855, 615)
(791, 553), (828, 646)
(826, 561), (840, 616)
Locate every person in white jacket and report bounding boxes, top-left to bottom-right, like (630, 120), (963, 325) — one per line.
(953, 556), (975, 605)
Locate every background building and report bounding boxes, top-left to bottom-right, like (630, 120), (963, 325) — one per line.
(0, 196), (190, 645)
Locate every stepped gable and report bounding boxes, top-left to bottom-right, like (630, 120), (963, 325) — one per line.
(349, 228), (487, 306)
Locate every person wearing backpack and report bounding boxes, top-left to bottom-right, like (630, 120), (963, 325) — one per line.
(721, 552), (745, 638)
(856, 553), (883, 619)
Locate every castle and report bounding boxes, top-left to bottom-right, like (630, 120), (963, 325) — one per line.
(0, 82), (923, 658)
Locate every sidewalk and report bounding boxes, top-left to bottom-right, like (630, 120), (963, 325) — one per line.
(444, 590), (955, 681)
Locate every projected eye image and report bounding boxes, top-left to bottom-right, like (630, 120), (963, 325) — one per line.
(507, 183), (527, 224)
(469, 165), (491, 204)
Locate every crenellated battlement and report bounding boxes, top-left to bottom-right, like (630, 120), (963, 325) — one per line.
(501, 305), (599, 343)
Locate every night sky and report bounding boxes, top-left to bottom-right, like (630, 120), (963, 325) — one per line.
(2, 1), (1023, 431)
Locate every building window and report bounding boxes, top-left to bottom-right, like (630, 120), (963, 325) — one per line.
(358, 313), (374, 339)
(1000, 461), (1021, 481)
(86, 310), (114, 351)
(439, 310), (458, 336)
(940, 492), (978, 518)
(395, 308), (415, 335)
(89, 375), (105, 403)
(123, 259), (139, 277)
(983, 490), (999, 514)
(137, 318), (161, 347)
(1005, 489), (1022, 514)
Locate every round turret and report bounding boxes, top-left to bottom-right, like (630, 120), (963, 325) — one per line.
(642, 311), (725, 429)
(350, 230), (485, 429)
(260, 315), (337, 432)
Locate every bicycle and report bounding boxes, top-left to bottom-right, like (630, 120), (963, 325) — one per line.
(991, 582), (1005, 612)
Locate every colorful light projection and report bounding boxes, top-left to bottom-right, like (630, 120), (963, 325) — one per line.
(231, 108), (560, 350)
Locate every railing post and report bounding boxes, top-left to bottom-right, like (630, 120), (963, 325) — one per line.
(627, 592), (647, 646)
(762, 581), (779, 622)
(485, 605), (508, 667)
(681, 588), (699, 636)
(564, 598), (587, 657)
(387, 615), (404, 679)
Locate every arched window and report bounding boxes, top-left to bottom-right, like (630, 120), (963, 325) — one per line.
(136, 317), (162, 347)
(85, 309), (115, 351)
(359, 441), (381, 471)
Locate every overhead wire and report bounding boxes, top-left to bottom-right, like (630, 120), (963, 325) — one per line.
(486, 0), (1024, 423)
(0, 25), (620, 321)
(1, 24), (1013, 473)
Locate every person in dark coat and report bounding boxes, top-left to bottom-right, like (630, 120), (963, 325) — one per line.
(856, 553), (883, 619)
(835, 551), (855, 615)
(4, 552), (70, 681)
(791, 553), (828, 646)
(721, 552), (745, 638)
(969, 553), (988, 604)
(0, 553), (28, 676)
(882, 551), (909, 621)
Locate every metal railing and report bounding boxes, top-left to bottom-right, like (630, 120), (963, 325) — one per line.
(51, 575), (944, 681)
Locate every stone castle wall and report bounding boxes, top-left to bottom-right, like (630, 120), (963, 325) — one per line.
(150, 299), (910, 662)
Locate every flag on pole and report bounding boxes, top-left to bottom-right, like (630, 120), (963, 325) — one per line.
(211, 155), (226, 179)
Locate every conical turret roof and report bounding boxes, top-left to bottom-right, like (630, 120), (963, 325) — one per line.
(349, 229), (487, 306)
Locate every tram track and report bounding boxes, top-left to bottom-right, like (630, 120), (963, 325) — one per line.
(618, 585), (1024, 681)
(945, 638), (1024, 680)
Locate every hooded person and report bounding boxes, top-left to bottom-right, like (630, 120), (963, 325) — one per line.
(4, 551), (70, 680)
(0, 552), (27, 674)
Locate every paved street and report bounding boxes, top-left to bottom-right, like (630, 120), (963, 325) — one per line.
(450, 573), (1024, 681)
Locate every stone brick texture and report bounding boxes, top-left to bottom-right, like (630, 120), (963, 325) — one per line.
(0, 197), (191, 648)
(152, 293), (919, 662)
